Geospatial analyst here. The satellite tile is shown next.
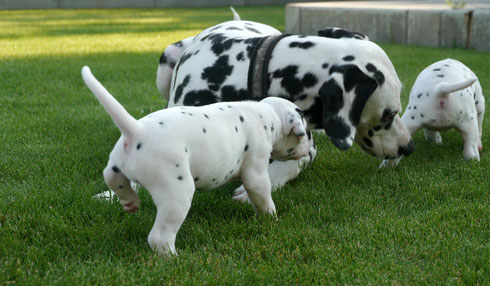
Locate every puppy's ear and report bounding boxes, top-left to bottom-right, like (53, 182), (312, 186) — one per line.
(283, 110), (306, 137)
(319, 65), (378, 150)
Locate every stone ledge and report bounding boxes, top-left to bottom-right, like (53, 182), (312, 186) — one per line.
(286, 1), (490, 51)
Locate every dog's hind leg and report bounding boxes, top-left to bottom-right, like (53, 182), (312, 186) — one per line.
(103, 165), (140, 213)
(146, 173), (195, 255)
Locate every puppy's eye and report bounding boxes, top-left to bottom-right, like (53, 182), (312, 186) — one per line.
(381, 111), (397, 122)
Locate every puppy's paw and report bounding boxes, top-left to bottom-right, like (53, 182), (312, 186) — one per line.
(232, 186), (250, 203)
(120, 198), (140, 213)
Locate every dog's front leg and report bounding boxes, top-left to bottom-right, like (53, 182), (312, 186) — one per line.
(103, 166), (140, 212)
(232, 133), (317, 203)
(240, 167), (276, 216)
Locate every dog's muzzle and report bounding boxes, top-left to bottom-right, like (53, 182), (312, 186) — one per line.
(398, 139), (414, 157)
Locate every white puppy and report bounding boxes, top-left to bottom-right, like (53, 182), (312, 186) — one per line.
(81, 66), (309, 255)
(381, 58), (484, 167)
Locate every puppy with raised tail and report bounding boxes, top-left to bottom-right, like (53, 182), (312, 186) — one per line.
(381, 59), (484, 167)
(81, 66), (309, 255)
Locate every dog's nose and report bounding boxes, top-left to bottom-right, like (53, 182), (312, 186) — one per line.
(398, 139), (414, 156)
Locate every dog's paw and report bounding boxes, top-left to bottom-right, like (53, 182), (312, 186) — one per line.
(232, 186), (250, 203)
(120, 199), (140, 213)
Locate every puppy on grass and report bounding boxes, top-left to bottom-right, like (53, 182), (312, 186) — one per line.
(81, 66), (309, 255)
(381, 58), (484, 167)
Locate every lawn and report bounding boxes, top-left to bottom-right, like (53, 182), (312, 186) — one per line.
(0, 6), (488, 285)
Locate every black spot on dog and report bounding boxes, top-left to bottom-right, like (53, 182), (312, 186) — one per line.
(221, 85), (248, 102)
(226, 26), (243, 31)
(159, 52), (168, 65)
(244, 144), (249, 151)
(297, 94), (307, 100)
(183, 90), (217, 106)
(363, 137), (373, 148)
(209, 25), (222, 32)
(302, 73), (318, 88)
(417, 93), (422, 98)
(384, 121), (393, 130)
(112, 166), (120, 173)
(219, 107), (224, 111)
(176, 164), (179, 167)
(324, 116), (352, 150)
(264, 125), (267, 130)
(295, 108), (305, 118)
(236, 51), (244, 61)
(245, 26), (261, 34)
(322, 63), (329, 69)
(204, 114), (209, 119)
(365, 63), (385, 85)
(433, 68), (441, 71)
(118, 185), (123, 189)
(420, 113), (424, 118)
(235, 126), (238, 132)
(329, 65), (378, 126)
(272, 66), (318, 97)
(194, 177), (199, 182)
(413, 106), (417, 110)
(289, 41), (315, 49)
(303, 96), (323, 129)
(136, 143), (142, 150)
(178, 176), (183, 180)
(212, 178), (216, 182)
(159, 121), (164, 126)
(201, 55), (233, 88)
(411, 116), (415, 120)
(319, 79), (344, 115)
(343, 55), (355, 61)
(203, 128), (206, 133)
(368, 129), (374, 137)
(174, 74), (191, 103)
(373, 125), (382, 131)
(437, 74), (444, 78)
(244, 37), (263, 59)
(317, 28), (367, 40)
(239, 115), (244, 122)
(185, 148), (188, 153)
(475, 101), (479, 105)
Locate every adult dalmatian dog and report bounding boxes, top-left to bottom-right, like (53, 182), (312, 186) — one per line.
(381, 59), (484, 167)
(157, 9), (414, 202)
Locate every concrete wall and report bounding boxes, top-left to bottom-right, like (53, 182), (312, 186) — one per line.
(0, 0), (326, 10)
(286, 1), (490, 51)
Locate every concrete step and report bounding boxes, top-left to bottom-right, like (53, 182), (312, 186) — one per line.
(286, 1), (490, 51)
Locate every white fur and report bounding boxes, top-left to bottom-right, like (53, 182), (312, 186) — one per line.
(380, 58), (484, 167)
(82, 66), (310, 255)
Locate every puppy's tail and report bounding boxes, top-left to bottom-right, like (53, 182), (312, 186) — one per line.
(82, 66), (141, 139)
(434, 77), (477, 98)
(230, 7), (241, 21)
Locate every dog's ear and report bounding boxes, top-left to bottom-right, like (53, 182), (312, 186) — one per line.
(319, 64), (378, 150)
(282, 110), (306, 137)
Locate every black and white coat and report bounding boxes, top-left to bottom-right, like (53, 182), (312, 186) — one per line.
(157, 15), (413, 201)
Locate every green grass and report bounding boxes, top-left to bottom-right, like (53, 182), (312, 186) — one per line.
(0, 6), (488, 285)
